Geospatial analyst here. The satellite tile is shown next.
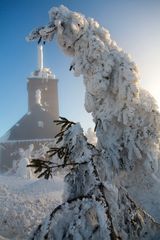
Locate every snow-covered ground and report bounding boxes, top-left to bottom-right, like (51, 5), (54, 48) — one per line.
(0, 174), (64, 240)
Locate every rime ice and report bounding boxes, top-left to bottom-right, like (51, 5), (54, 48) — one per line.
(27, 5), (160, 177)
(27, 5), (160, 239)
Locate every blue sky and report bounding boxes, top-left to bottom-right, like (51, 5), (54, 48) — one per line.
(0, 0), (160, 137)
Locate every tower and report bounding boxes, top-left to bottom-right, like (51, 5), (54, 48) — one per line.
(27, 45), (59, 121)
(0, 45), (59, 171)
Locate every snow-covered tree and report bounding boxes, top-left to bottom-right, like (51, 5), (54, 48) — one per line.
(27, 5), (160, 239)
(29, 117), (160, 239)
(85, 128), (97, 146)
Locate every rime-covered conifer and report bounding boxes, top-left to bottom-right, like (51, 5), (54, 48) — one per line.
(27, 5), (160, 239)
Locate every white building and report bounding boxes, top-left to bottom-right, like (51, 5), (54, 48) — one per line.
(0, 45), (59, 171)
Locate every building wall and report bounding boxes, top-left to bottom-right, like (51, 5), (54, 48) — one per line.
(0, 71), (60, 172)
(27, 77), (59, 120)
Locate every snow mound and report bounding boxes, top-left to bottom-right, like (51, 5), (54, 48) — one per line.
(0, 175), (64, 240)
(21, 178), (63, 195)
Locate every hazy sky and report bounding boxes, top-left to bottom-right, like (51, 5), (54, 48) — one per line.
(0, 0), (160, 137)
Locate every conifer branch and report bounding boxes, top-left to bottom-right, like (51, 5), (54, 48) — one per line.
(27, 117), (76, 179)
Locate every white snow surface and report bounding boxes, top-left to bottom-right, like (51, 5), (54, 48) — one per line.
(35, 89), (42, 105)
(0, 174), (64, 240)
(85, 128), (97, 146)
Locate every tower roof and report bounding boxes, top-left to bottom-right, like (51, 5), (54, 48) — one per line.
(0, 104), (59, 141)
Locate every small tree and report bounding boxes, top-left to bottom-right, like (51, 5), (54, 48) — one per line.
(28, 118), (160, 240)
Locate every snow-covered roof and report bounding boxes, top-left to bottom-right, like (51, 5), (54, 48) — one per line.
(30, 67), (56, 79)
(0, 105), (59, 142)
(29, 44), (56, 79)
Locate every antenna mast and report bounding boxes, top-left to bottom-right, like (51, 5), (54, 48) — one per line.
(38, 45), (43, 71)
